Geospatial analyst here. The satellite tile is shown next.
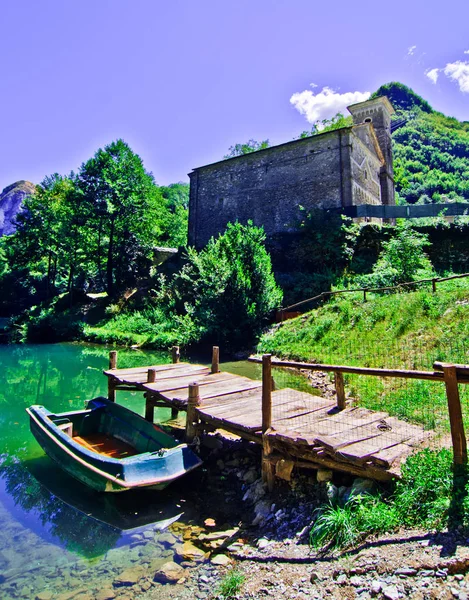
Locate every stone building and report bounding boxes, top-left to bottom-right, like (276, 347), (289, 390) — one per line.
(188, 96), (395, 249)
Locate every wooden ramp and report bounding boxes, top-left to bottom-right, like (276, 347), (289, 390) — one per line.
(104, 362), (428, 481)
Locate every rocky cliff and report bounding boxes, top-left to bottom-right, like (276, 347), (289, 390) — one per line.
(0, 180), (36, 235)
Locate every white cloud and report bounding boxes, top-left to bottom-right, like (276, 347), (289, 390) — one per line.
(464, 50), (469, 55)
(309, 82), (318, 88)
(425, 68), (440, 84)
(408, 45), (417, 56)
(290, 86), (370, 125)
(443, 60), (469, 93)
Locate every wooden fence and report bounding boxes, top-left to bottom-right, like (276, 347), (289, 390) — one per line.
(249, 356), (469, 474)
(278, 272), (469, 321)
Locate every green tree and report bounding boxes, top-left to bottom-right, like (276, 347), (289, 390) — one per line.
(297, 112), (352, 139)
(77, 140), (166, 296)
(224, 139), (270, 158)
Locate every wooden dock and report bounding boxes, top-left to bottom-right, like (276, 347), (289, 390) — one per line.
(104, 349), (431, 483)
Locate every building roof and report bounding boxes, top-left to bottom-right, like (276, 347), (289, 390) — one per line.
(190, 125), (354, 174)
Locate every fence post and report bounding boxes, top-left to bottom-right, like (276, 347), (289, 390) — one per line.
(334, 371), (346, 410)
(432, 278), (437, 293)
(262, 354), (275, 490)
(442, 364), (467, 465)
(363, 288), (367, 303)
(211, 346), (220, 374)
(172, 346), (180, 364)
(186, 383), (200, 444)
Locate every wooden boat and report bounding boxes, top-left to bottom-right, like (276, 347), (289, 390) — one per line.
(26, 397), (202, 492)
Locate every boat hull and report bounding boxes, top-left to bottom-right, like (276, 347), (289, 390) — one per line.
(27, 398), (202, 493)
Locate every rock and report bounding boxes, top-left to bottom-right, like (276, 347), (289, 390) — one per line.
(257, 538), (271, 550)
(317, 469), (333, 483)
(370, 580), (383, 595)
(310, 571), (320, 582)
(275, 459), (295, 482)
(157, 532), (177, 547)
(382, 585), (400, 600)
(243, 480), (266, 504)
(204, 518), (216, 527)
(436, 569), (448, 578)
(350, 478), (375, 498)
(36, 593), (53, 600)
(211, 554), (232, 566)
(154, 561), (185, 584)
(252, 499), (272, 526)
(0, 181), (36, 236)
(242, 468), (259, 484)
(350, 575), (364, 587)
(175, 541), (207, 562)
(114, 566), (144, 586)
(201, 435), (223, 449)
(95, 589), (116, 600)
(326, 482), (338, 502)
(336, 574), (347, 585)
(395, 567), (417, 576)
(199, 528), (239, 542)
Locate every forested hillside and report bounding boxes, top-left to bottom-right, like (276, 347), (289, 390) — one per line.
(373, 82), (469, 204)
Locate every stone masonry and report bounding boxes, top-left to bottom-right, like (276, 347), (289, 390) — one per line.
(188, 96), (394, 249)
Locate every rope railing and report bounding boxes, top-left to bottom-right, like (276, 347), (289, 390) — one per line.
(278, 271), (469, 319)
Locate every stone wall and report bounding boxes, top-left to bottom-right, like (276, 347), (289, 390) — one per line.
(189, 130), (354, 248)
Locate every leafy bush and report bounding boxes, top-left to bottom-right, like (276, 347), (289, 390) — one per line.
(310, 448), (467, 550)
(26, 311), (84, 342)
(355, 223), (435, 289)
(172, 221), (283, 346)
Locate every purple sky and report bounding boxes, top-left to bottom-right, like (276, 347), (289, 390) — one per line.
(1, 0), (469, 192)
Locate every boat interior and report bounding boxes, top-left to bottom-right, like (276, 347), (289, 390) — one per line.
(48, 399), (177, 459)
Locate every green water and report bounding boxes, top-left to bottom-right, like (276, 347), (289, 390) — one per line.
(0, 343), (318, 599)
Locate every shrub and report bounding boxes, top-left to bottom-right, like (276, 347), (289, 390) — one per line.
(356, 223), (435, 289)
(173, 221), (283, 346)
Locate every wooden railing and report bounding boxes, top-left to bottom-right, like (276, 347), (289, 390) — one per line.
(249, 355), (469, 466)
(278, 271), (469, 321)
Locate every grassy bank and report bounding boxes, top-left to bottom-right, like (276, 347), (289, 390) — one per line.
(258, 282), (469, 431)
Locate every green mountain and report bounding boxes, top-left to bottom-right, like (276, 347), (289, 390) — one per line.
(373, 82), (469, 204)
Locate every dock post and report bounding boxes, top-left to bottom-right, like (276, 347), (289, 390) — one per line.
(211, 346), (220, 374)
(148, 368), (157, 383)
(334, 371), (346, 410)
(108, 351), (118, 402)
(442, 364), (467, 465)
(186, 382), (200, 445)
(109, 351), (118, 370)
(144, 393), (155, 422)
(171, 348), (180, 418)
(261, 354), (275, 491)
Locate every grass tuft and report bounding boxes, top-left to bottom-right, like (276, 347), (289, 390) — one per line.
(217, 569), (246, 599)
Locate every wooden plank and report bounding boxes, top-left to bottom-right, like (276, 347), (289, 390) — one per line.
(335, 434), (412, 463)
(120, 365), (210, 384)
(366, 443), (415, 468)
(142, 371), (236, 393)
(104, 362), (191, 376)
(163, 379), (262, 404)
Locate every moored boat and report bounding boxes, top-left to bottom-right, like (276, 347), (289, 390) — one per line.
(26, 397), (202, 492)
